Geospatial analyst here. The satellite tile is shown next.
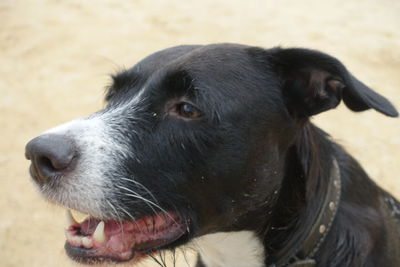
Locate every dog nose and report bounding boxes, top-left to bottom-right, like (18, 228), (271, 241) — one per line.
(25, 134), (77, 183)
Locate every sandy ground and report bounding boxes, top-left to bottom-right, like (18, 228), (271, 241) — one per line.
(0, 0), (399, 266)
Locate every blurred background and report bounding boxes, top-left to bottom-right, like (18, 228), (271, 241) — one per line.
(1, 0), (399, 266)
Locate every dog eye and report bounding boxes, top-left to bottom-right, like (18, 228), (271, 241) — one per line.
(174, 102), (202, 119)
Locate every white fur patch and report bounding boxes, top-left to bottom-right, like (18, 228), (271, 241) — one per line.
(193, 231), (265, 267)
(36, 88), (146, 218)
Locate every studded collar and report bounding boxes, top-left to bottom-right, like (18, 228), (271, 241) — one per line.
(269, 158), (342, 267)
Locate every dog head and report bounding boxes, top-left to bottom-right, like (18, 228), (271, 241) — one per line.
(25, 44), (398, 264)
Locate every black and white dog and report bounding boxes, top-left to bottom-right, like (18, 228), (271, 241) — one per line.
(25, 44), (400, 267)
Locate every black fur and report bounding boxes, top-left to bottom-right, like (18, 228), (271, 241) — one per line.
(28, 43), (400, 266)
(106, 44), (400, 266)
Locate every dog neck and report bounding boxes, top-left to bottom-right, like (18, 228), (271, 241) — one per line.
(264, 123), (342, 266)
(194, 124), (342, 267)
(194, 157), (341, 267)
(267, 158), (341, 267)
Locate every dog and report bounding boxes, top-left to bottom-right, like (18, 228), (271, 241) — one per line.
(25, 44), (400, 267)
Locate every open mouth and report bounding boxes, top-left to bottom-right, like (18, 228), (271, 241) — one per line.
(64, 210), (187, 264)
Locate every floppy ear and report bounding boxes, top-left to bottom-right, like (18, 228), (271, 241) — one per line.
(270, 48), (398, 118)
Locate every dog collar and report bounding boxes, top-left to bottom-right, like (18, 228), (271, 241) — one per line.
(269, 157), (342, 267)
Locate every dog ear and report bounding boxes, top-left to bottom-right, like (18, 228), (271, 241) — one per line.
(269, 48), (398, 118)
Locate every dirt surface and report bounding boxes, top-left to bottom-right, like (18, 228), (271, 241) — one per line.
(1, 0), (399, 266)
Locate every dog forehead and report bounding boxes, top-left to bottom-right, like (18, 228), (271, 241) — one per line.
(133, 45), (202, 74)
(134, 44), (253, 75)
(108, 44), (278, 112)
(108, 45), (251, 99)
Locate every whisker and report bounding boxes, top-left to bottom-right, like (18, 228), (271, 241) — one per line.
(105, 200), (127, 232)
(116, 205), (135, 221)
(105, 199), (128, 237)
(115, 204), (145, 235)
(148, 253), (167, 267)
(105, 199), (122, 221)
(118, 178), (187, 228)
(159, 250), (167, 266)
(116, 185), (160, 215)
(120, 177), (161, 205)
(171, 248), (177, 267)
(115, 185), (179, 225)
(179, 246), (193, 267)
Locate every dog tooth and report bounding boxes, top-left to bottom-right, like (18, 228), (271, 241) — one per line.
(145, 217), (153, 227)
(70, 210), (90, 223)
(66, 210), (78, 226)
(82, 237), (93, 248)
(71, 235), (82, 246)
(93, 221), (106, 243)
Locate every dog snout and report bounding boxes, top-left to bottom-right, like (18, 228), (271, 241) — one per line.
(25, 134), (77, 183)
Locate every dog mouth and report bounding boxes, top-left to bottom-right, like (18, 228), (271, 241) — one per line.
(64, 210), (187, 264)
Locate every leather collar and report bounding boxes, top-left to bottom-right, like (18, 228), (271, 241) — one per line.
(269, 158), (342, 267)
